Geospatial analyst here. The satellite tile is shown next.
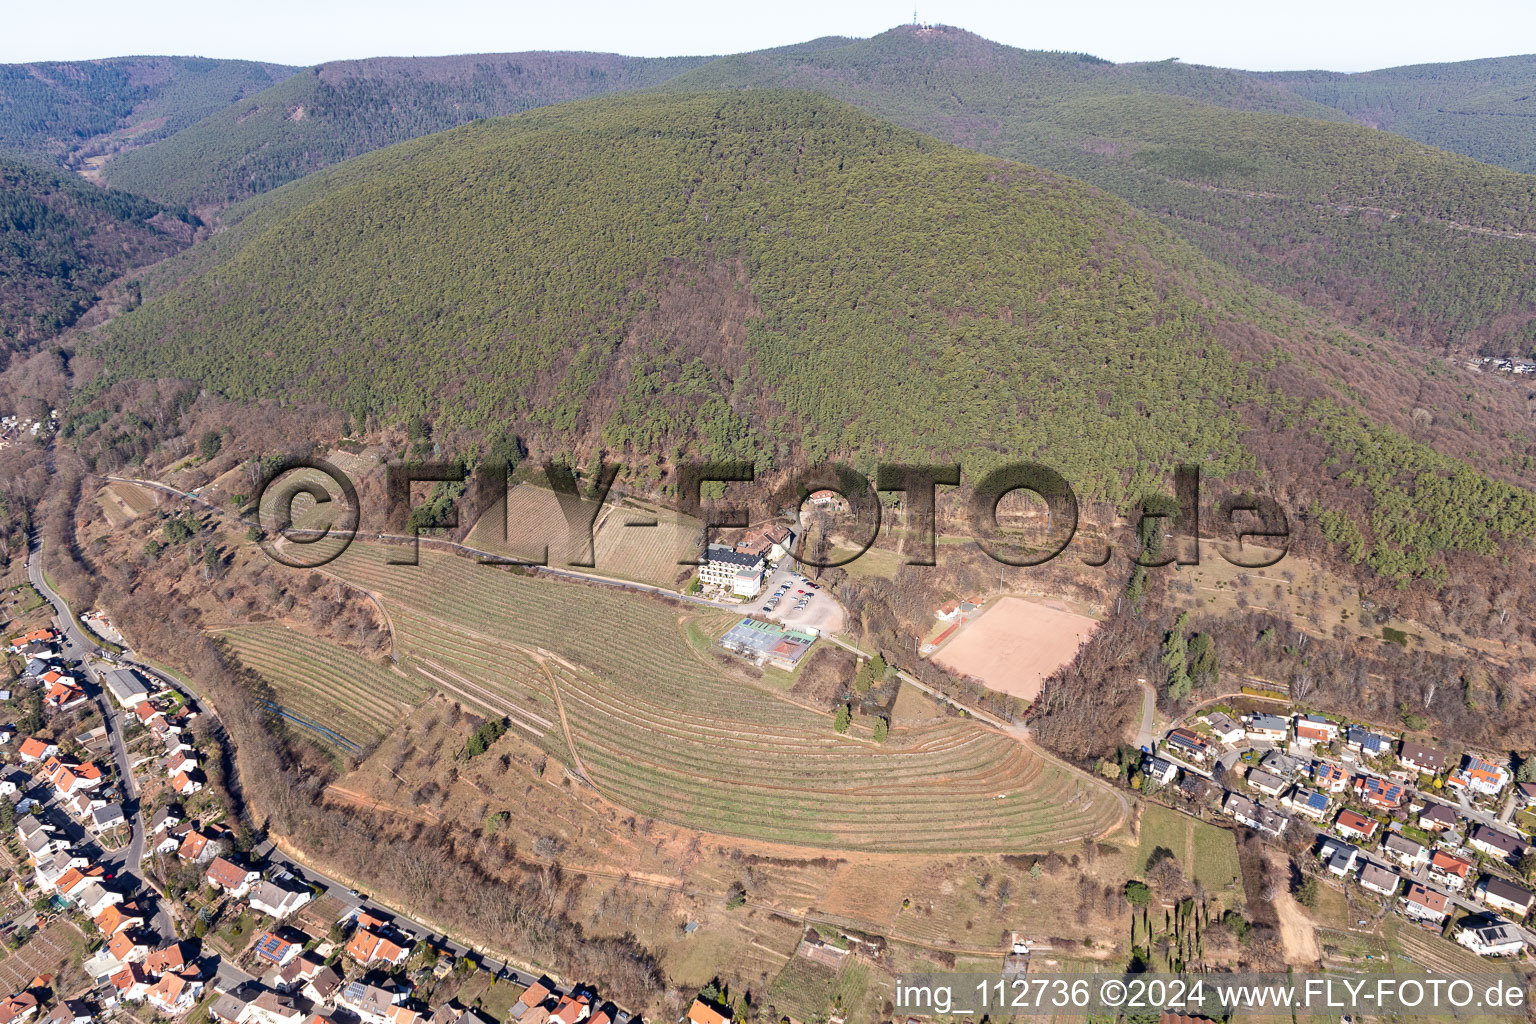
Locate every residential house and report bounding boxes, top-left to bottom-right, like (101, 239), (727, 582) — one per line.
(1468, 824), (1525, 864)
(272, 952), (326, 994)
(1223, 792), (1262, 827)
(95, 902), (144, 936)
(1382, 833), (1429, 871)
(107, 931), (149, 964)
(1163, 728), (1210, 762)
(511, 979), (553, 1020)
(9, 628), (57, 650)
(44, 680), (87, 712)
(1253, 806), (1289, 837)
(1478, 876), (1535, 917)
(209, 994), (254, 1024)
(36, 851), (89, 892)
(1517, 781), (1536, 809)
(1141, 755), (1178, 786)
(91, 803), (125, 832)
(108, 964), (151, 1004)
(1449, 756), (1511, 797)
(1312, 761), (1348, 794)
(1358, 862), (1401, 897)
(687, 1001), (731, 1024)
(1261, 751), (1305, 778)
(166, 750), (199, 779)
(1294, 714), (1338, 745)
(1244, 714), (1288, 743)
(254, 932), (299, 967)
(145, 942), (195, 976)
(17, 816), (68, 859)
(171, 770), (203, 796)
(16, 738), (57, 764)
(38, 1000), (93, 1024)
(336, 982), (404, 1024)
(1398, 740), (1447, 776)
(1429, 850), (1474, 891)
(1283, 785), (1330, 822)
(147, 970), (204, 1016)
(345, 917), (411, 967)
(1456, 920), (1527, 957)
(0, 993), (38, 1024)
(1418, 802), (1460, 832)
(43, 758), (105, 798)
(73, 881), (124, 918)
(1205, 712), (1244, 745)
(51, 865), (102, 901)
(242, 991), (305, 1024)
(1354, 776), (1405, 810)
(1400, 883), (1451, 924)
(150, 804), (183, 834)
(1335, 810), (1379, 843)
(1346, 727), (1391, 757)
(178, 829), (224, 863)
(1319, 838), (1359, 877)
(65, 792), (106, 820)
(156, 822), (193, 855)
(1247, 768), (1287, 798)
(249, 879), (314, 920)
(205, 857), (260, 898)
(549, 995), (590, 1024)
(302, 967), (342, 1007)
(133, 703), (165, 729)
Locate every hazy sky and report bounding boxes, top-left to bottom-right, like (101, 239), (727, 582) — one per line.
(5, 0), (1534, 71)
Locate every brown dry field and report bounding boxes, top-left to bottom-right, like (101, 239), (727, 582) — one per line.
(932, 597), (1100, 702)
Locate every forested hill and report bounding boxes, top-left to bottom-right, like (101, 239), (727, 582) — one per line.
(77, 33), (1536, 358)
(1261, 55), (1536, 174)
(0, 56), (295, 168)
(102, 51), (715, 207)
(0, 157), (197, 351)
(87, 91), (1536, 586)
(663, 26), (1536, 357)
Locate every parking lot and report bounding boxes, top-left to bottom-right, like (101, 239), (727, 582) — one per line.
(754, 564), (844, 635)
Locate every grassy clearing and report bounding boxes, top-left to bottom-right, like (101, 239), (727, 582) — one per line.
(217, 623), (432, 750)
(1137, 803), (1240, 890)
(463, 483), (701, 589)
(326, 542), (1123, 852)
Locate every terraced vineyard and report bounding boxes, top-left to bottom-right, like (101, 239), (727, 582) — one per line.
(463, 483), (702, 589)
(325, 542), (1124, 851)
(216, 623), (432, 751)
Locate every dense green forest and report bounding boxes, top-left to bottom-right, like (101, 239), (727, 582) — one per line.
(0, 56), (294, 166)
(102, 51), (715, 206)
(89, 27), (1536, 357)
(661, 26), (1536, 356)
(86, 90), (1536, 584)
(1262, 55), (1536, 174)
(0, 156), (196, 349)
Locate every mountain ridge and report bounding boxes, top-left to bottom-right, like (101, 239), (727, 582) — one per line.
(82, 89), (1536, 587)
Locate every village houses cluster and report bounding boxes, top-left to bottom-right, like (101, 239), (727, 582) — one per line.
(0, 615), (724, 1024)
(1144, 706), (1535, 959)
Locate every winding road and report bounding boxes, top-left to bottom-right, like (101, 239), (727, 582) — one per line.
(25, 534), (171, 942)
